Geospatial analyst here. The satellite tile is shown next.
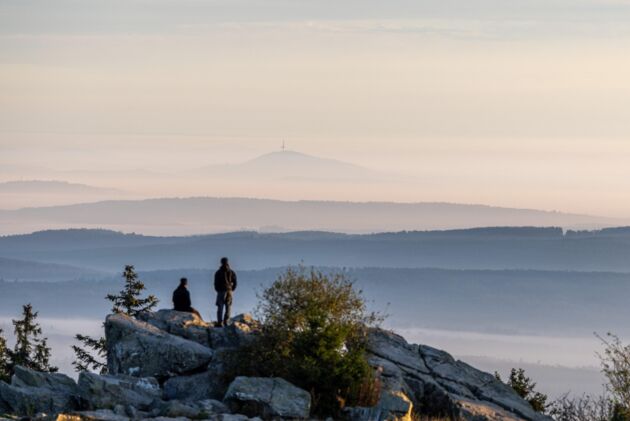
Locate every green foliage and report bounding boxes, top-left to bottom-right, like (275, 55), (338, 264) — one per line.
(611, 404), (630, 421)
(0, 328), (9, 382)
(73, 265), (158, 373)
(228, 267), (382, 417)
(106, 265), (159, 317)
(6, 304), (57, 374)
(598, 333), (630, 413)
(72, 334), (107, 374)
(497, 368), (547, 412)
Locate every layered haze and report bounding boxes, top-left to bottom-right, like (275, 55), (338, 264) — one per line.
(3, 0), (630, 215)
(2, 0), (630, 405)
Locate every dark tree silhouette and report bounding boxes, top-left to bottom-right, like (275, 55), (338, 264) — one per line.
(107, 265), (158, 317)
(72, 334), (107, 374)
(73, 265), (158, 373)
(0, 327), (9, 382)
(496, 368), (547, 412)
(8, 304), (57, 373)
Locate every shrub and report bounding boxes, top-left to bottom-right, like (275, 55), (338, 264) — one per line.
(598, 333), (630, 414)
(548, 392), (615, 421)
(229, 266), (382, 417)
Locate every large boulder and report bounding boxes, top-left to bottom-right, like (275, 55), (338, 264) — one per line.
(0, 380), (79, 416)
(0, 367), (82, 416)
(105, 313), (214, 378)
(366, 329), (551, 421)
(12, 365), (80, 396)
(163, 370), (225, 401)
(208, 314), (259, 351)
(137, 310), (211, 347)
(78, 372), (161, 411)
(223, 377), (311, 420)
(156, 399), (229, 418)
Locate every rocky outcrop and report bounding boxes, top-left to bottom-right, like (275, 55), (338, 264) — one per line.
(105, 313), (214, 378)
(0, 311), (550, 421)
(224, 377), (311, 419)
(78, 372), (162, 410)
(365, 329), (551, 421)
(138, 310), (211, 347)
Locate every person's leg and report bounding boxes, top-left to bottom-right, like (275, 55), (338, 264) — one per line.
(223, 291), (232, 325)
(216, 293), (225, 326)
(190, 307), (202, 320)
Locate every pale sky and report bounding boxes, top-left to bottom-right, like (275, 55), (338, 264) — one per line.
(1, 0), (630, 216)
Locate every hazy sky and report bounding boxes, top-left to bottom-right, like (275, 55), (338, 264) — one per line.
(2, 0), (630, 216)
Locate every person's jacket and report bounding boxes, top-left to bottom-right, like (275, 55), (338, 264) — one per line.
(214, 266), (237, 293)
(172, 285), (192, 311)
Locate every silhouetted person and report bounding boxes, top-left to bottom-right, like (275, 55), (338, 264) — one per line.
(214, 257), (237, 327)
(173, 277), (202, 319)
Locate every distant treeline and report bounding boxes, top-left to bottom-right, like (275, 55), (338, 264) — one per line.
(3, 227), (630, 272)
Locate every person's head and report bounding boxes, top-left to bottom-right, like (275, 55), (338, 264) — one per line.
(220, 257), (229, 267)
(180, 277), (188, 287)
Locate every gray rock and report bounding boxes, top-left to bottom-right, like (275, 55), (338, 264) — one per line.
(137, 310), (211, 346)
(163, 370), (224, 401)
(196, 399), (230, 415)
(11, 366), (79, 396)
(224, 377), (311, 419)
(157, 400), (202, 419)
(0, 380), (80, 416)
(155, 399), (228, 419)
(208, 314), (258, 351)
(105, 313), (214, 378)
(78, 372), (161, 411)
(344, 389), (413, 421)
(143, 418), (189, 421)
(367, 329), (551, 421)
(207, 415), (263, 421)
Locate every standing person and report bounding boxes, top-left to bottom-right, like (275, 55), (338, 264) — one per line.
(214, 257), (237, 327)
(172, 277), (202, 319)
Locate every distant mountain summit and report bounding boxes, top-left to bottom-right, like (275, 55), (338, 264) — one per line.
(193, 150), (387, 182)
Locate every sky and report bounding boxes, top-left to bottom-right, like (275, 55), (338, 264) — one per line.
(1, 0), (630, 216)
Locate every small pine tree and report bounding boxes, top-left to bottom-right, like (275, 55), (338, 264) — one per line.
(497, 368), (547, 412)
(0, 327), (10, 382)
(73, 265), (159, 373)
(9, 304), (57, 373)
(106, 265), (159, 317)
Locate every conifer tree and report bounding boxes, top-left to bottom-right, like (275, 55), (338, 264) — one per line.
(73, 265), (158, 373)
(106, 265), (159, 317)
(71, 334), (107, 374)
(9, 304), (57, 373)
(0, 327), (9, 382)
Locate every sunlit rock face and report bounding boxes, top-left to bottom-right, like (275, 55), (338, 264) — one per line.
(0, 310), (549, 421)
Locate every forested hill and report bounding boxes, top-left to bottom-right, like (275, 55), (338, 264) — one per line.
(0, 197), (623, 236)
(2, 227), (630, 272)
